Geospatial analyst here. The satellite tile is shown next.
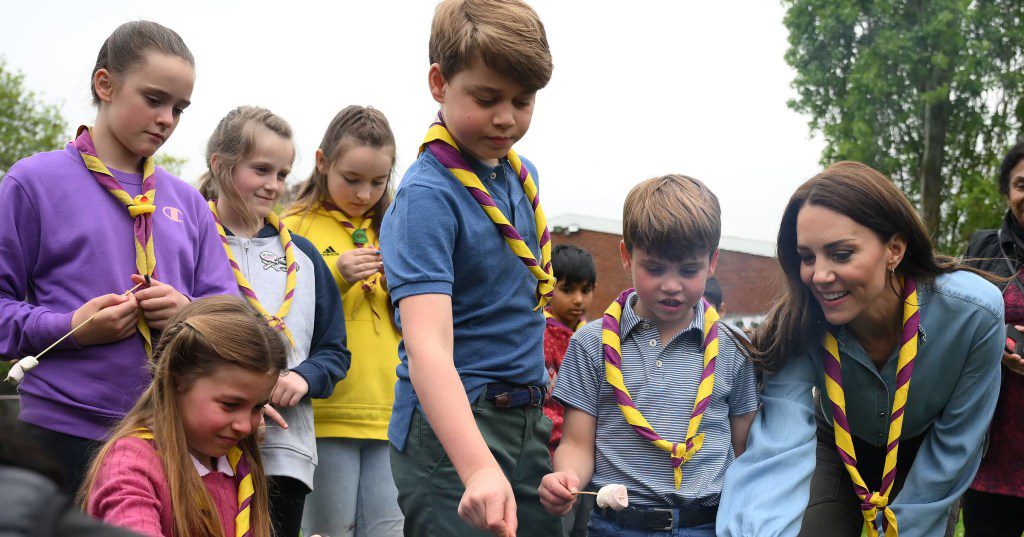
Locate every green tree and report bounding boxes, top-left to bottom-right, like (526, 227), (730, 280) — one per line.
(0, 59), (66, 176)
(784, 0), (1024, 252)
(155, 153), (188, 178)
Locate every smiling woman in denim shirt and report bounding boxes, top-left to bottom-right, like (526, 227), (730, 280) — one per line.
(717, 161), (1004, 537)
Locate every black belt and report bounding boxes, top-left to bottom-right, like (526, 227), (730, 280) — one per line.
(483, 383), (545, 408)
(594, 503), (718, 531)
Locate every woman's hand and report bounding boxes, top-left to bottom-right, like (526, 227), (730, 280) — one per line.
(1003, 350), (1024, 375)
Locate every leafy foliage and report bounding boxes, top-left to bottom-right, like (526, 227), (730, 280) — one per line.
(155, 153), (188, 178)
(0, 59), (66, 177)
(784, 0), (1024, 252)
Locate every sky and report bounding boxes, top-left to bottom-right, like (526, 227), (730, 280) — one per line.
(1, 1), (825, 243)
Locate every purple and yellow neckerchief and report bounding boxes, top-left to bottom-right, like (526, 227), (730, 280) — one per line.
(822, 277), (919, 537)
(419, 115), (555, 310)
(208, 201), (297, 347)
(72, 126), (156, 358)
(602, 288), (719, 489)
(320, 199), (385, 332)
(130, 428), (255, 537)
(543, 309), (586, 331)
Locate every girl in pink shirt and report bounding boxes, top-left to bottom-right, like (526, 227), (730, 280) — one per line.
(79, 296), (288, 537)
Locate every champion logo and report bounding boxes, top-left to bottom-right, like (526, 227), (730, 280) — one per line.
(162, 206), (184, 223)
(322, 246), (339, 256)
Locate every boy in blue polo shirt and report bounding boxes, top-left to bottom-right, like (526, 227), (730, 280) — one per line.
(538, 175), (760, 536)
(379, 0), (560, 535)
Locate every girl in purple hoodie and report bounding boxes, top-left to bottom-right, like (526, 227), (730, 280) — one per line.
(0, 20), (237, 494)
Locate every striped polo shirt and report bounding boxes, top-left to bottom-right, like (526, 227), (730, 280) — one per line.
(553, 290), (759, 507)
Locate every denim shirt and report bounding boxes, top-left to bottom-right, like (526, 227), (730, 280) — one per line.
(717, 271), (1004, 537)
(380, 147), (547, 451)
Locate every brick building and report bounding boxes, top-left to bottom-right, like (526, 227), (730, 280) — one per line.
(548, 214), (785, 328)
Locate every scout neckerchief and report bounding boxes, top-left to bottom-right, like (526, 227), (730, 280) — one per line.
(130, 428), (255, 537)
(419, 115), (555, 310)
(544, 309), (586, 331)
(208, 201), (297, 347)
(320, 200), (385, 333)
(72, 126), (156, 358)
(822, 277), (920, 537)
(602, 288), (719, 489)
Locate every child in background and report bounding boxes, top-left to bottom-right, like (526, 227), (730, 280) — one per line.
(703, 276), (724, 314)
(380, 0), (561, 534)
(539, 175), (759, 537)
(543, 244), (596, 454)
(81, 296), (287, 537)
(543, 244), (596, 537)
(0, 20), (237, 493)
(197, 106), (350, 537)
(283, 105), (404, 537)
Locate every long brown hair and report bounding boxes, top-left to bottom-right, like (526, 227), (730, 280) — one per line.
(196, 106), (294, 232)
(78, 296), (288, 537)
(754, 161), (994, 372)
(284, 105), (395, 236)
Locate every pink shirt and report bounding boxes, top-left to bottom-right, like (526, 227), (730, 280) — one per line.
(87, 437), (238, 537)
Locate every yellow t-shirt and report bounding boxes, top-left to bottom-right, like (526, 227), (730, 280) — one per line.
(283, 207), (400, 440)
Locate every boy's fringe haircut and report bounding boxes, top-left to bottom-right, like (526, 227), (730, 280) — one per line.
(429, 0), (553, 91)
(622, 174), (722, 261)
(78, 296), (288, 537)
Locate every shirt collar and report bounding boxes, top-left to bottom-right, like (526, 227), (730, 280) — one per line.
(190, 453), (235, 477)
(462, 152), (507, 184)
(618, 291), (704, 342)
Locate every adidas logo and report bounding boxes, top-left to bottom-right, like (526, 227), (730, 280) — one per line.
(322, 246), (339, 256)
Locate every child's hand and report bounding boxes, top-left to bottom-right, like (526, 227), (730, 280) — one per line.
(538, 470), (581, 515)
(263, 403), (288, 429)
(459, 466), (517, 536)
(335, 246), (383, 284)
(71, 292), (140, 346)
(271, 371), (309, 407)
(131, 274), (189, 330)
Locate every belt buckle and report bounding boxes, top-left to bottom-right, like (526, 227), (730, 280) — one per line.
(650, 508), (675, 531)
(528, 385), (542, 406)
(494, 392), (512, 408)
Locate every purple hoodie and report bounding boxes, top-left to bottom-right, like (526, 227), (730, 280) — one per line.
(0, 143), (239, 440)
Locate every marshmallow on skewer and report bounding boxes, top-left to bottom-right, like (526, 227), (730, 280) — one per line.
(5, 355), (38, 384)
(3, 281), (147, 386)
(595, 484), (629, 510)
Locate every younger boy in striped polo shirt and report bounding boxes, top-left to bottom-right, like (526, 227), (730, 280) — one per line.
(538, 175), (759, 536)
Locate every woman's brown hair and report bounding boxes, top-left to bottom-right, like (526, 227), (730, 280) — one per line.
(78, 296), (288, 537)
(754, 161), (995, 372)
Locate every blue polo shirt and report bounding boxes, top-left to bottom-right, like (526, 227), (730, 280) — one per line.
(380, 147), (548, 450)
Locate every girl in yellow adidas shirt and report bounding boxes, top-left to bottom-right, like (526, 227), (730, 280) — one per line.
(283, 105), (403, 537)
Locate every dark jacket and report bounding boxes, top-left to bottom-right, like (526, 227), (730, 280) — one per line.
(965, 211), (1019, 280)
(0, 465), (140, 537)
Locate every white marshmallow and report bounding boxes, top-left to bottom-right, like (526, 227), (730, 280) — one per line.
(596, 484), (629, 510)
(5, 355), (38, 385)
